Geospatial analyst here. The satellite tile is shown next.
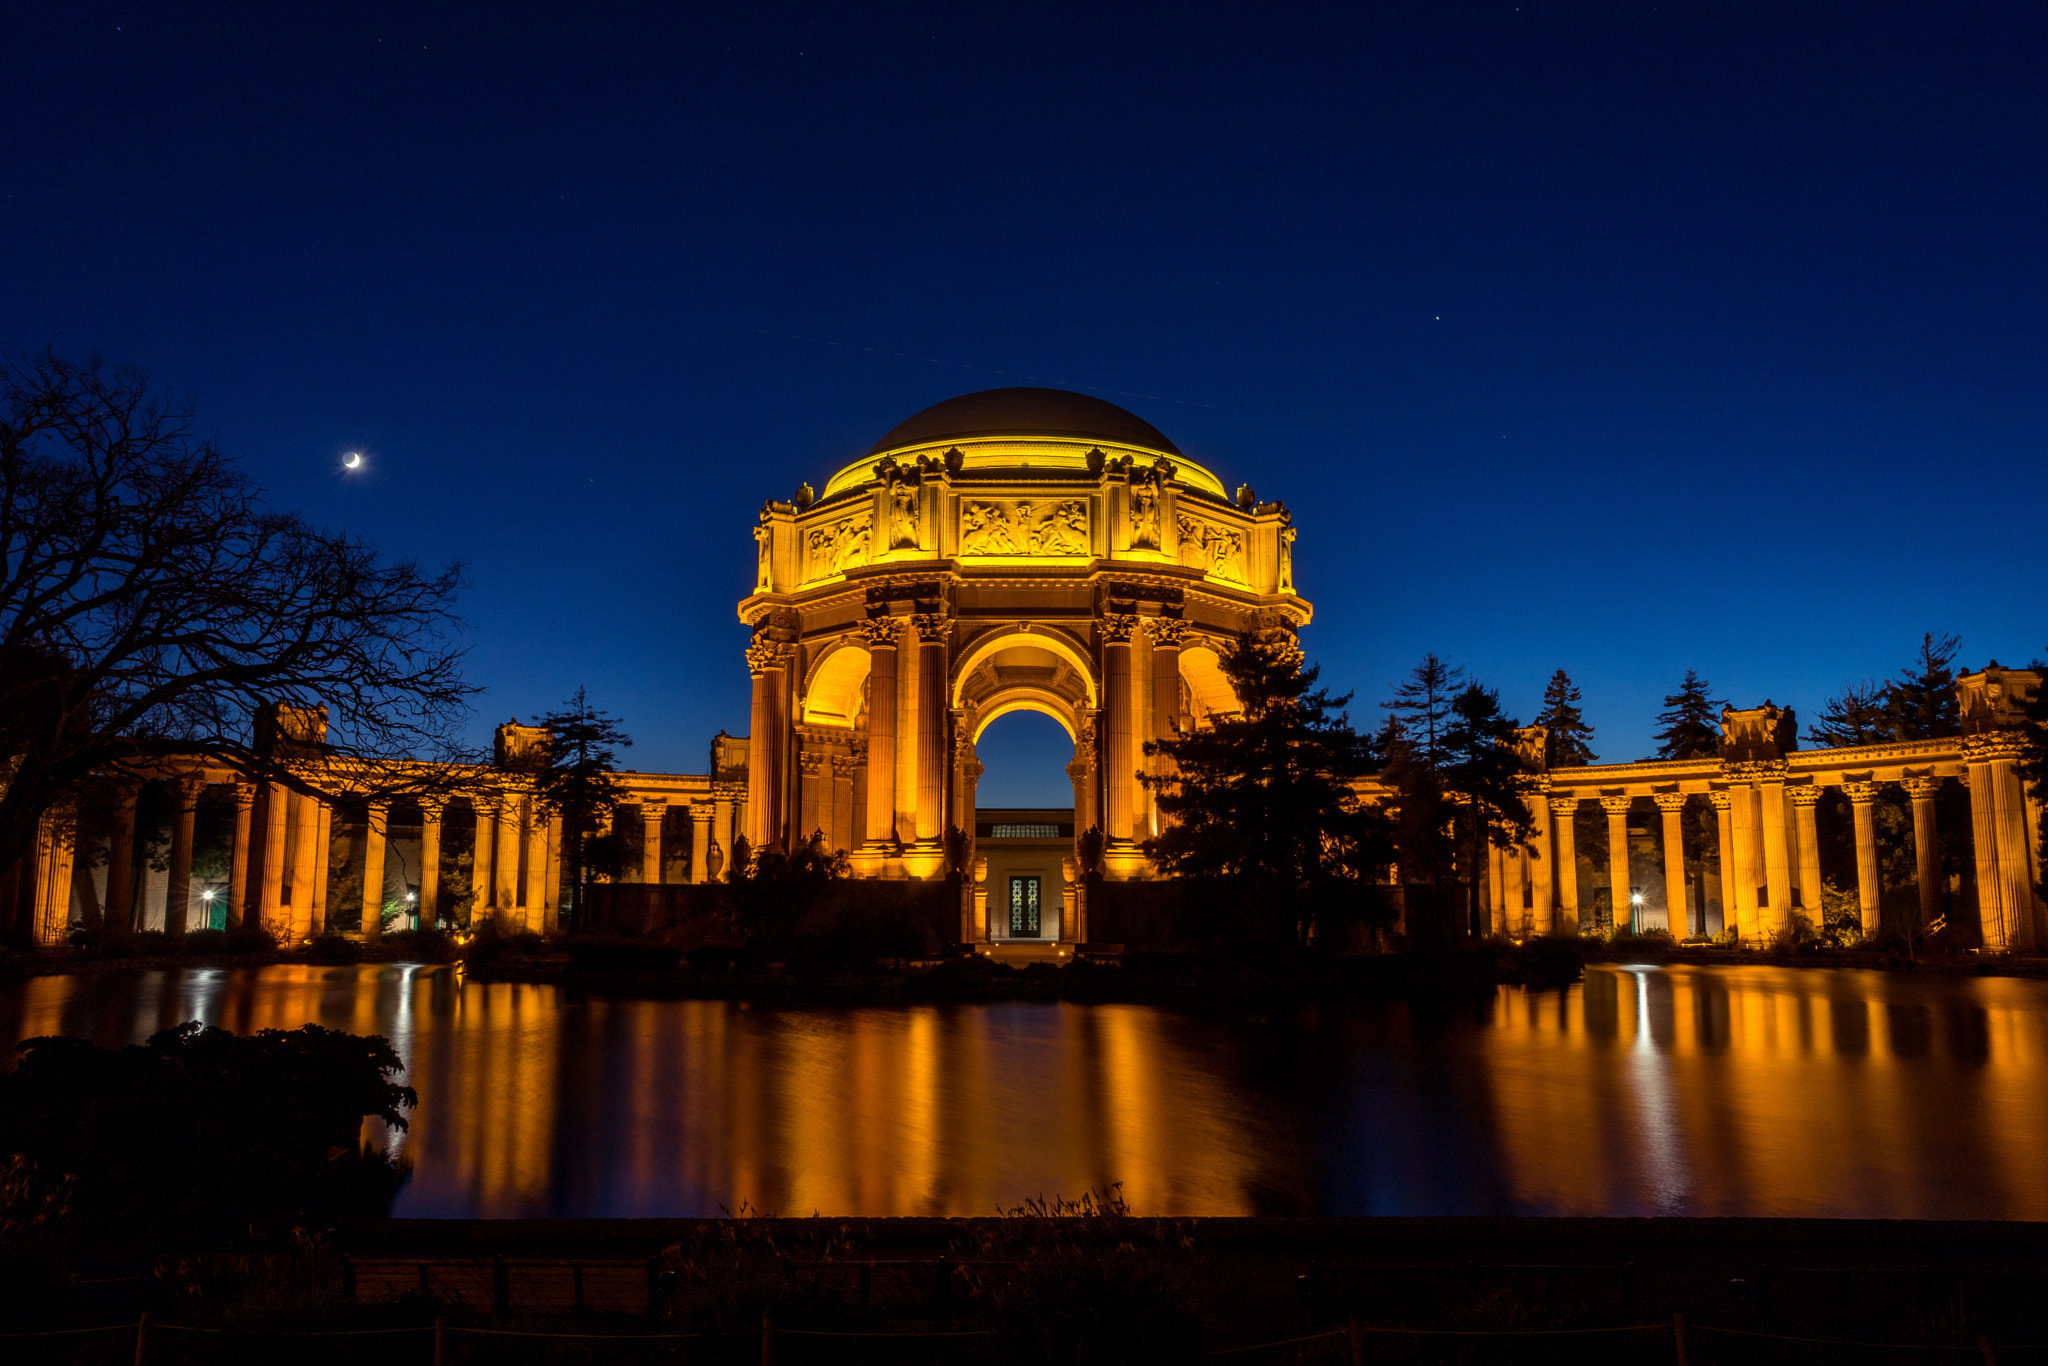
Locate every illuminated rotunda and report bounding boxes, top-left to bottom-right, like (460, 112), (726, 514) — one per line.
(736, 388), (1300, 906)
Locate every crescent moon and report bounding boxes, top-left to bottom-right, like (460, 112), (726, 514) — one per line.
(344, 452), (363, 469)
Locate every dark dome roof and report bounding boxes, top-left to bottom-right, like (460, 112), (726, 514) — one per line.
(867, 387), (1181, 457)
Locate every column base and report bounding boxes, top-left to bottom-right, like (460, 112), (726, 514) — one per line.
(1100, 841), (1151, 881)
(903, 839), (947, 880)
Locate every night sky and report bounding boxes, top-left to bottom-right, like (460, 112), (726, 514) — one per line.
(6, 3), (2044, 805)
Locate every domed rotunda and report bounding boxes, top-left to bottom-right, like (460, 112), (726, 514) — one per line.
(737, 388), (1307, 933)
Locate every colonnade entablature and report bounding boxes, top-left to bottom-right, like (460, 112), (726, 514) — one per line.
(1414, 664), (2045, 954)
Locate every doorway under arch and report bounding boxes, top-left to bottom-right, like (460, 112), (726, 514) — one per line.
(969, 708), (1077, 945)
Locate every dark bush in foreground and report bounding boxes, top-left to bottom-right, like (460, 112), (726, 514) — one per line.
(0, 1022), (414, 1238)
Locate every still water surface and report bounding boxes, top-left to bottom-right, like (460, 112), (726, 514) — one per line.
(3, 963), (2045, 1221)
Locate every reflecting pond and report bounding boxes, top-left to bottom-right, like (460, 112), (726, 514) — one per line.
(4, 962), (2046, 1220)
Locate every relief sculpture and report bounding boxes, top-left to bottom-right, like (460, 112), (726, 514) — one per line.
(803, 513), (872, 580)
(1176, 513), (1245, 582)
(961, 499), (1089, 556)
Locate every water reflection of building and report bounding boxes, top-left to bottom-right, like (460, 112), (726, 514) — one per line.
(1483, 966), (2048, 1220)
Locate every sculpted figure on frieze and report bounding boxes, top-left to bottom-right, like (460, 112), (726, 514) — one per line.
(962, 498), (1087, 556)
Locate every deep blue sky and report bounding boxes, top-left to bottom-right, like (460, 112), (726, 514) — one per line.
(6, 2), (2045, 805)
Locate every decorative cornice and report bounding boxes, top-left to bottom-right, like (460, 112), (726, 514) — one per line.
(1722, 759), (1790, 783)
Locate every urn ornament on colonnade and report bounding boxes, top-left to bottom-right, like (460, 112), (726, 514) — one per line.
(733, 387), (1311, 886)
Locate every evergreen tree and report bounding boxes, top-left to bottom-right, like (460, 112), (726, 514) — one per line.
(526, 688), (633, 931)
(1382, 654), (1465, 775)
(1886, 632), (1962, 740)
(1141, 635), (1392, 945)
(1442, 683), (1534, 936)
(1807, 679), (1889, 748)
(1533, 669), (1598, 767)
(1652, 670), (1724, 760)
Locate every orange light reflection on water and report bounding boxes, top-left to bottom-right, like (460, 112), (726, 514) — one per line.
(6, 964), (2048, 1219)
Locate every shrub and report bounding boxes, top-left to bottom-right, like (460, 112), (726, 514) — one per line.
(0, 1022), (414, 1237)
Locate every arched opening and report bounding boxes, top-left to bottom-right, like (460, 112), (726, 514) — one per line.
(969, 706), (1077, 945)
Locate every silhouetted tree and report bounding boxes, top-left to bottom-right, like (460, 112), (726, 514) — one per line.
(1886, 632), (1963, 740)
(1382, 653), (1464, 774)
(1533, 669), (1598, 767)
(1807, 679), (1889, 748)
(1652, 670), (1724, 759)
(1141, 635), (1391, 945)
(1443, 682), (1534, 936)
(0, 350), (473, 914)
(524, 688), (633, 931)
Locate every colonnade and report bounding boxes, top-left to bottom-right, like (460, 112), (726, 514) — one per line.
(1474, 671), (2048, 953)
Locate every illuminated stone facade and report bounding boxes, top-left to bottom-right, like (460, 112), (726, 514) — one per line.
(735, 388), (1304, 914)
(16, 391), (2048, 955)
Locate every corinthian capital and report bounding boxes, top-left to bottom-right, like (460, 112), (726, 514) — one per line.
(1145, 617), (1190, 648)
(856, 616), (902, 649)
(912, 611), (953, 644)
(744, 637), (793, 676)
(1099, 613), (1139, 644)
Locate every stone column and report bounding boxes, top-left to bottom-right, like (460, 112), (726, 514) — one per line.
(1654, 793), (1689, 937)
(165, 777), (203, 938)
(258, 780), (290, 932)
(1068, 757), (1094, 844)
(222, 783), (252, 933)
(361, 800), (388, 941)
(418, 799), (444, 928)
(1486, 844), (1505, 935)
(290, 790), (322, 940)
(688, 802), (712, 884)
(1790, 785), (1824, 922)
(1904, 777), (1942, 933)
(310, 800), (332, 934)
(1148, 619), (1187, 830)
(1708, 790), (1735, 938)
(860, 618), (900, 856)
(831, 754), (858, 853)
(744, 632), (793, 854)
(1845, 781), (1882, 941)
(1549, 796), (1579, 934)
(30, 805), (79, 946)
(1100, 613), (1139, 853)
(1527, 788), (1555, 936)
(1966, 740), (2037, 953)
(961, 757), (983, 839)
(911, 612), (951, 854)
(542, 814), (563, 931)
(524, 795), (551, 925)
(1600, 795), (1633, 933)
(107, 784), (141, 935)
(1727, 784), (1760, 943)
(1757, 770), (1792, 939)
(797, 751), (823, 847)
(640, 797), (667, 886)
(493, 798), (519, 923)
(471, 799), (496, 923)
